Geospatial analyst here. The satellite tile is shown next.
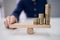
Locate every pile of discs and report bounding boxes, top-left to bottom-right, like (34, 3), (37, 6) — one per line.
(33, 14), (44, 25)
(33, 4), (51, 25)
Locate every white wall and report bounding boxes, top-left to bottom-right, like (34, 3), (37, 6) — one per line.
(48, 0), (60, 17)
(4, 0), (17, 17)
(0, 0), (4, 18)
(0, 0), (3, 2)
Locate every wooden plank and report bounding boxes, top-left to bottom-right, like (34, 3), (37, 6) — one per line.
(9, 23), (50, 28)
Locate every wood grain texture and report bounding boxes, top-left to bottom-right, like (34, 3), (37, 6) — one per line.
(9, 23), (50, 28)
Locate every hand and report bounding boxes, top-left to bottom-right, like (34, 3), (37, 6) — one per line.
(4, 16), (18, 30)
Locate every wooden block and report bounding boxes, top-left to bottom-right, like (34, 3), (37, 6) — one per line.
(9, 23), (50, 28)
(27, 28), (34, 34)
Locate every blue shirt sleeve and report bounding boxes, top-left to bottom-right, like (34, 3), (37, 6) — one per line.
(45, 0), (47, 4)
(11, 0), (24, 21)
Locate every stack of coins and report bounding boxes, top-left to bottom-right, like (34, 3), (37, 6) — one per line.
(44, 18), (46, 24)
(33, 14), (44, 25)
(37, 18), (40, 24)
(33, 4), (51, 25)
(33, 18), (38, 25)
(45, 4), (51, 25)
(39, 14), (44, 25)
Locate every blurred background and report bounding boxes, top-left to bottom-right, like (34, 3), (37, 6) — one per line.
(0, 0), (60, 18)
(0, 0), (60, 40)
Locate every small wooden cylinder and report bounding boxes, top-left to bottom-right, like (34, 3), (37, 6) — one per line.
(39, 14), (44, 25)
(45, 4), (51, 25)
(27, 28), (34, 34)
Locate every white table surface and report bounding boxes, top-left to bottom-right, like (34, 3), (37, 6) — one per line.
(0, 18), (60, 40)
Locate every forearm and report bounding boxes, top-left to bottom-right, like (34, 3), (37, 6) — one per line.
(11, 0), (24, 21)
